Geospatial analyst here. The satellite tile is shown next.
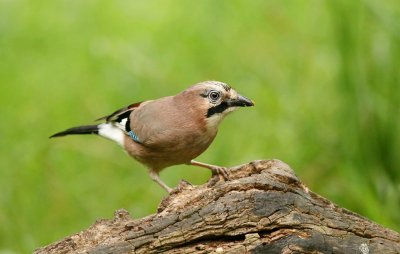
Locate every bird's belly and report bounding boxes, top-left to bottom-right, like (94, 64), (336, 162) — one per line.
(124, 132), (215, 171)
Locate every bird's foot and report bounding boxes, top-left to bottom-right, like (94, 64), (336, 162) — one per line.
(189, 160), (231, 187)
(207, 166), (230, 188)
(210, 166), (230, 181)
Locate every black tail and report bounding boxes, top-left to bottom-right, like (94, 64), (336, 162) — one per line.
(50, 125), (99, 138)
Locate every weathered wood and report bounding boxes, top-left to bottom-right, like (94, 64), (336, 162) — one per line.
(35, 160), (400, 254)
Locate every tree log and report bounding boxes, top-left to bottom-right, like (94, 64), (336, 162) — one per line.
(35, 160), (400, 254)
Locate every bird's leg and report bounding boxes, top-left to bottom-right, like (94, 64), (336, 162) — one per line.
(189, 160), (230, 181)
(149, 169), (172, 193)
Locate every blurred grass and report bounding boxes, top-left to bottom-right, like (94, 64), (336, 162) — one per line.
(0, 0), (399, 252)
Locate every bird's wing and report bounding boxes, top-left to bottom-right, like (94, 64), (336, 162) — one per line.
(96, 102), (143, 122)
(128, 96), (192, 147)
(95, 102), (145, 142)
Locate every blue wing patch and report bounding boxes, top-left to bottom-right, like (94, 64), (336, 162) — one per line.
(128, 130), (140, 143)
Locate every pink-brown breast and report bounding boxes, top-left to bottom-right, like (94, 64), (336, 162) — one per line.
(122, 94), (217, 171)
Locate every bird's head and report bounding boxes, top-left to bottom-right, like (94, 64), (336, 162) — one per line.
(179, 81), (254, 130)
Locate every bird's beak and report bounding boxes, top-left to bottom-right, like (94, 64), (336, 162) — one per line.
(227, 94), (255, 107)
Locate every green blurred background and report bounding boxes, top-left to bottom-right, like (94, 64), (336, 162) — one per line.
(1, 0), (399, 252)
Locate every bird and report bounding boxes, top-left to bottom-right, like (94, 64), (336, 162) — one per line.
(50, 81), (254, 193)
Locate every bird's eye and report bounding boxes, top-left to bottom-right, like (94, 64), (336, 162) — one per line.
(208, 91), (221, 102)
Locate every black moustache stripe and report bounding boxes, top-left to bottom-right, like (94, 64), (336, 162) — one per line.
(206, 102), (229, 118)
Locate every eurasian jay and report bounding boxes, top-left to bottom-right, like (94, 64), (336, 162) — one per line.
(50, 81), (254, 192)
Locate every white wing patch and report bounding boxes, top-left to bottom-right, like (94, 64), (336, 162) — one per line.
(114, 118), (128, 132)
(119, 118), (128, 127)
(98, 123), (125, 146)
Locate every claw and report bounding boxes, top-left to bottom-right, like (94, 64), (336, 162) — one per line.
(189, 160), (230, 183)
(211, 166), (230, 181)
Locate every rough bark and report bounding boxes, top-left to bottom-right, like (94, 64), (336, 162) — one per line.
(35, 160), (400, 254)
